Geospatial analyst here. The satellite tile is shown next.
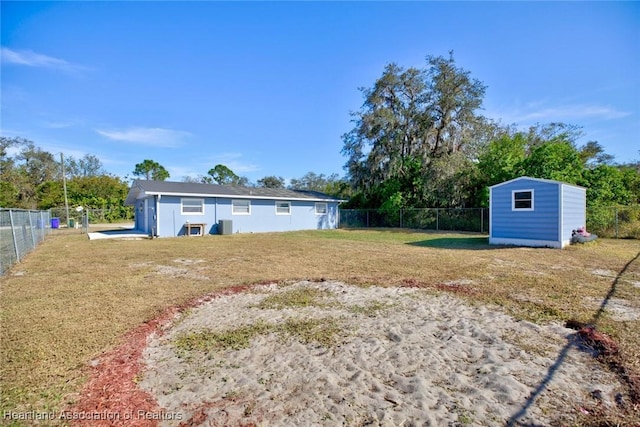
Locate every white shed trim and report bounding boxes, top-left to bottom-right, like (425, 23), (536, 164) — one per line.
(489, 237), (566, 249)
(489, 186), (494, 239)
(155, 195), (161, 237)
(489, 176), (585, 191)
(511, 189), (535, 211)
(558, 184), (564, 245)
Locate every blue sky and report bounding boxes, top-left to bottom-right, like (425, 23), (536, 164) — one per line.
(1, 1), (638, 184)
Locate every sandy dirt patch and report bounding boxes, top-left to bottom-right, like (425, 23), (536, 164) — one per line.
(128, 260), (210, 281)
(591, 269), (617, 278)
(138, 281), (626, 426)
(585, 297), (640, 322)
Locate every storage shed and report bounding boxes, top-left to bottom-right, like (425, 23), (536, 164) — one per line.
(125, 180), (344, 237)
(489, 177), (586, 248)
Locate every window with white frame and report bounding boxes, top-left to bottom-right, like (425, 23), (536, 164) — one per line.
(232, 199), (251, 215)
(181, 198), (204, 215)
(275, 201), (291, 215)
(315, 202), (328, 215)
(512, 190), (534, 211)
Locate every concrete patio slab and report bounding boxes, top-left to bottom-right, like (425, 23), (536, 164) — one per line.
(88, 228), (149, 240)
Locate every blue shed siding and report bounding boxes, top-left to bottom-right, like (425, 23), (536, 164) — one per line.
(153, 196), (338, 237)
(491, 180), (560, 241)
(490, 177), (586, 248)
(561, 185), (586, 244)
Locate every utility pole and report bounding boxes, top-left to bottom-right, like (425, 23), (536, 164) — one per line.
(61, 153), (70, 227)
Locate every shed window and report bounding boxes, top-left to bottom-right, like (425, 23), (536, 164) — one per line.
(315, 203), (328, 215)
(232, 199), (251, 215)
(275, 201), (291, 215)
(512, 190), (534, 211)
(181, 198), (204, 215)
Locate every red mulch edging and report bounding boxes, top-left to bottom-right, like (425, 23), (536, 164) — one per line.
(567, 320), (640, 407)
(66, 285), (254, 426)
(399, 277), (478, 296)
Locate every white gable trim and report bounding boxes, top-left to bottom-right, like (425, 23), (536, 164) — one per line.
(489, 176), (584, 191)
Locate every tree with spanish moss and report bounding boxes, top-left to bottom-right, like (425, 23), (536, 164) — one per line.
(342, 52), (498, 208)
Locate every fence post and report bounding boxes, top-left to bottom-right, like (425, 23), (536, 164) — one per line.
(41, 211), (46, 241)
(29, 210), (36, 248)
(9, 209), (20, 262)
(480, 208), (483, 233)
(436, 208), (439, 231)
(82, 212), (89, 233)
(400, 209), (403, 228)
(366, 210), (369, 228)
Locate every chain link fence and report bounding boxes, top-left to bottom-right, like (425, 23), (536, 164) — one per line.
(587, 206), (640, 239)
(340, 208), (490, 233)
(49, 206), (133, 227)
(340, 206), (640, 239)
(1, 209), (52, 275)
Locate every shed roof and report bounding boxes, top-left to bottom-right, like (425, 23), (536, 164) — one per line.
(125, 180), (345, 205)
(489, 176), (585, 190)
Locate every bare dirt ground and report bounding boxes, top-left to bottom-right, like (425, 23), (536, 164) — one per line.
(82, 280), (628, 427)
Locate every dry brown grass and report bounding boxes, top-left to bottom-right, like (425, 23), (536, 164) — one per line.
(1, 227), (639, 425)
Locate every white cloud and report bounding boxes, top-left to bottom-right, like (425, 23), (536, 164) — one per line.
(516, 105), (630, 122)
(167, 154), (260, 182)
(488, 101), (631, 125)
(42, 120), (82, 129)
(95, 127), (192, 148)
(168, 166), (203, 180)
(0, 128), (24, 139)
(1, 47), (87, 73)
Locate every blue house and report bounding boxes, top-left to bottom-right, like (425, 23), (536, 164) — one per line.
(489, 177), (586, 248)
(125, 180), (344, 237)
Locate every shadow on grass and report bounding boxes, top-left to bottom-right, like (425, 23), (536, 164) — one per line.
(506, 249), (640, 426)
(406, 236), (494, 250)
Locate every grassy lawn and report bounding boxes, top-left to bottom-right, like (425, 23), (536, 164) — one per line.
(1, 228), (639, 425)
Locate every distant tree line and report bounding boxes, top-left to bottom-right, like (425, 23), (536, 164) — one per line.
(341, 52), (640, 211)
(178, 164), (351, 198)
(1, 137), (132, 221)
(0, 138), (350, 217)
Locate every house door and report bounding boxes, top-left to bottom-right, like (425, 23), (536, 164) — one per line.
(144, 198), (156, 235)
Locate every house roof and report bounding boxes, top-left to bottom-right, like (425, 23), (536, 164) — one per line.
(489, 176), (585, 190)
(125, 180), (345, 205)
